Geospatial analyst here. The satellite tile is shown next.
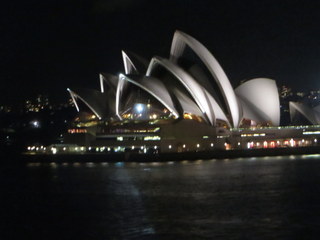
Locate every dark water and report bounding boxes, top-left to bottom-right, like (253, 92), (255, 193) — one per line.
(1, 155), (320, 239)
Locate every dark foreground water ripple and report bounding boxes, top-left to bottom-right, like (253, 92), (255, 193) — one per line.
(1, 154), (320, 239)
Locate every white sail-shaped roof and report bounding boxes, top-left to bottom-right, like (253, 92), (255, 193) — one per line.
(118, 74), (179, 118)
(99, 73), (118, 93)
(203, 90), (231, 126)
(170, 30), (240, 127)
(67, 30), (282, 128)
(67, 88), (108, 120)
(121, 50), (149, 75)
(173, 89), (204, 117)
(147, 56), (230, 125)
(235, 78), (280, 126)
(122, 51), (139, 75)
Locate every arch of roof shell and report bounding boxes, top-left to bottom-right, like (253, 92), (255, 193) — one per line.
(235, 78), (280, 126)
(118, 74), (205, 120)
(118, 74), (180, 118)
(170, 30), (240, 127)
(99, 73), (118, 93)
(67, 88), (109, 120)
(173, 88), (205, 118)
(116, 76), (126, 120)
(122, 51), (139, 75)
(147, 56), (217, 125)
(203, 90), (231, 127)
(121, 50), (149, 75)
(99, 73), (119, 119)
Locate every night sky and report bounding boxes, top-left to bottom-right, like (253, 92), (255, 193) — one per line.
(2, 0), (320, 105)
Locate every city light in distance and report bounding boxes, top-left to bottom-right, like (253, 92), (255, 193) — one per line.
(30, 120), (40, 128)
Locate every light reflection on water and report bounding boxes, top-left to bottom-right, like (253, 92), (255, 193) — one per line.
(301, 153), (320, 159)
(10, 154), (320, 239)
(25, 154), (320, 169)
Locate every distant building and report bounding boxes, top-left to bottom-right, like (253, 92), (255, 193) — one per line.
(24, 94), (51, 112)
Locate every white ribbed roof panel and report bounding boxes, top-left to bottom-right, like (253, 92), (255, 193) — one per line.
(235, 78), (280, 126)
(147, 57), (217, 125)
(99, 73), (118, 93)
(119, 74), (179, 118)
(172, 88), (204, 117)
(67, 88), (108, 120)
(170, 30), (240, 127)
(203, 89), (230, 126)
(122, 51), (139, 75)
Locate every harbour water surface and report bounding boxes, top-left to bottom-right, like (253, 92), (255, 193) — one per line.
(1, 154), (320, 239)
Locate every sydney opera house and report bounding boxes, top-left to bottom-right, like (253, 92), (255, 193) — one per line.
(51, 31), (319, 154)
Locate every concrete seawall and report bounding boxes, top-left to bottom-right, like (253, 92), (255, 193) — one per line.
(19, 146), (320, 163)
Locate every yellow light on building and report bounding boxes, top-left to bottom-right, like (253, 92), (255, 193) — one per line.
(144, 136), (161, 141)
(183, 113), (193, 120)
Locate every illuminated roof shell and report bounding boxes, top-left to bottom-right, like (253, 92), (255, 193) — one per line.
(67, 31), (281, 127)
(121, 50), (149, 75)
(170, 30), (240, 127)
(147, 57), (230, 126)
(235, 78), (280, 126)
(67, 88), (109, 120)
(118, 74), (180, 118)
(99, 73), (118, 93)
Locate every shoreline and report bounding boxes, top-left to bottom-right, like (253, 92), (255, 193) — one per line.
(18, 146), (320, 163)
